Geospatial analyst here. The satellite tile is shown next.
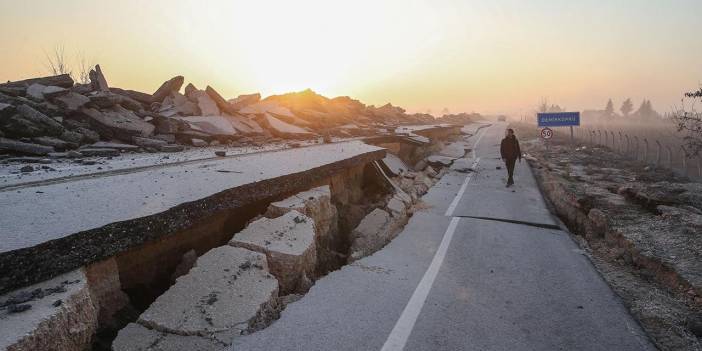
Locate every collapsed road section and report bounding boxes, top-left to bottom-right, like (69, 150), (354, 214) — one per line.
(0, 124), (475, 350)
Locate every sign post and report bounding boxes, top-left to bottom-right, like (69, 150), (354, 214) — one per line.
(537, 112), (580, 146)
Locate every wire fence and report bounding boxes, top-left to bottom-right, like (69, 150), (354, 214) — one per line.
(546, 122), (702, 180)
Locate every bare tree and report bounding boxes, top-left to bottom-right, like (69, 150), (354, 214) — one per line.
(673, 87), (702, 157)
(43, 45), (71, 76)
(75, 52), (93, 84)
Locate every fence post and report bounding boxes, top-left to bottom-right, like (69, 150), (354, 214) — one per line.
(597, 130), (602, 145)
(655, 140), (662, 166)
(633, 136), (639, 160)
(618, 132), (623, 153)
(625, 134), (630, 155)
(610, 131), (615, 149)
(680, 146), (687, 174)
(643, 138), (649, 162)
(666, 145), (673, 169)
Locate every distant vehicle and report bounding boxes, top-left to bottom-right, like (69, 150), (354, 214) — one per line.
(497, 115), (507, 121)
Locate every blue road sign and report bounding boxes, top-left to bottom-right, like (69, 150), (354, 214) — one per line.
(537, 112), (580, 127)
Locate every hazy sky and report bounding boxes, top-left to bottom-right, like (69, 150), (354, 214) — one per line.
(1, 0), (701, 115)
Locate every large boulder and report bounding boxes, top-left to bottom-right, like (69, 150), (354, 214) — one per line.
(137, 246), (278, 340)
(230, 211), (317, 294)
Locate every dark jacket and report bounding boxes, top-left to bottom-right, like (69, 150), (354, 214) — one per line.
(500, 135), (521, 161)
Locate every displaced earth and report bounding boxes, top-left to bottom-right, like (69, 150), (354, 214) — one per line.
(512, 122), (702, 351)
(0, 68), (484, 351)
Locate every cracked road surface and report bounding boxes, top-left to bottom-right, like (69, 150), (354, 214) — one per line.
(232, 123), (655, 351)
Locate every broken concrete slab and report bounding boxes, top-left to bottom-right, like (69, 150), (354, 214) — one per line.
(26, 83), (47, 100)
(78, 148), (120, 157)
(240, 101), (295, 118)
(87, 141), (139, 151)
(137, 246), (278, 338)
(197, 93), (221, 116)
(0, 102), (16, 118)
(81, 106), (155, 140)
(206, 85), (237, 115)
(174, 115), (238, 137)
(31, 136), (74, 150)
(266, 186), (337, 241)
(1, 74), (74, 89)
(229, 93), (261, 110)
(0, 137), (55, 155)
(159, 144), (185, 152)
(113, 323), (227, 351)
(386, 194), (408, 217)
(109, 87), (153, 105)
(16, 104), (65, 136)
(0, 141), (385, 294)
(191, 138), (207, 147)
(172, 91), (200, 115)
(258, 113), (313, 139)
(348, 208), (401, 262)
(230, 211), (317, 293)
(426, 155), (455, 168)
(184, 83), (199, 101)
(53, 92), (90, 111)
(133, 136), (168, 148)
(381, 153), (410, 176)
(226, 113), (264, 134)
(152, 76), (185, 103)
(0, 269), (98, 351)
(42, 85), (68, 99)
(91, 64), (110, 92)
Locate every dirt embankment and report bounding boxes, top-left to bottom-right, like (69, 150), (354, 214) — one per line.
(511, 123), (702, 351)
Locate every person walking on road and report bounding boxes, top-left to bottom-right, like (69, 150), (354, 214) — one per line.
(500, 128), (521, 187)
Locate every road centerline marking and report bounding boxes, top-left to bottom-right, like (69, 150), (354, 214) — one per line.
(381, 125), (491, 350)
(380, 216), (461, 351)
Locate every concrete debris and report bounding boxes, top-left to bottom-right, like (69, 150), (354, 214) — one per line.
(26, 83), (46, 100)
(137, 246), (278, 340)
(171, 249), (198, 283)
(257, 113), (313, 139)
(0, 137), (55, 155)
(229, 93), (261, 109)
(191, 138), (207, 147)
(0, 73), (74, 89)
(81, 106), (155, 140)
(196, 93), (221, 116)
(152, 76), (185, 103)
(53, 92), (91, 111)
(174, 115), (238, 137)
(206, 85), (237, 115)
(89, 64), (110, 92)
(230, 211), (317, 294)
(113, 323), (227, 351)
(0, 269), (97, 351)
(348, 208), (392, 261)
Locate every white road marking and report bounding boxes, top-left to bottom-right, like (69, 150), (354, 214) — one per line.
(380, 216), (461, 351)
(444, 157), (480, 217)
(381, 125), (490, 350)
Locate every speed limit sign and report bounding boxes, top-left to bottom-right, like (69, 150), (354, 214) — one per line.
(541, 127), (553, 139)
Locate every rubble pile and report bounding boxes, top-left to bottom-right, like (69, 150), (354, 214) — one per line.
(1, 68), (482, 169)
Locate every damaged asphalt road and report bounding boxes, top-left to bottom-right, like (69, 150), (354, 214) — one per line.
(231, 123), (655, 351)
